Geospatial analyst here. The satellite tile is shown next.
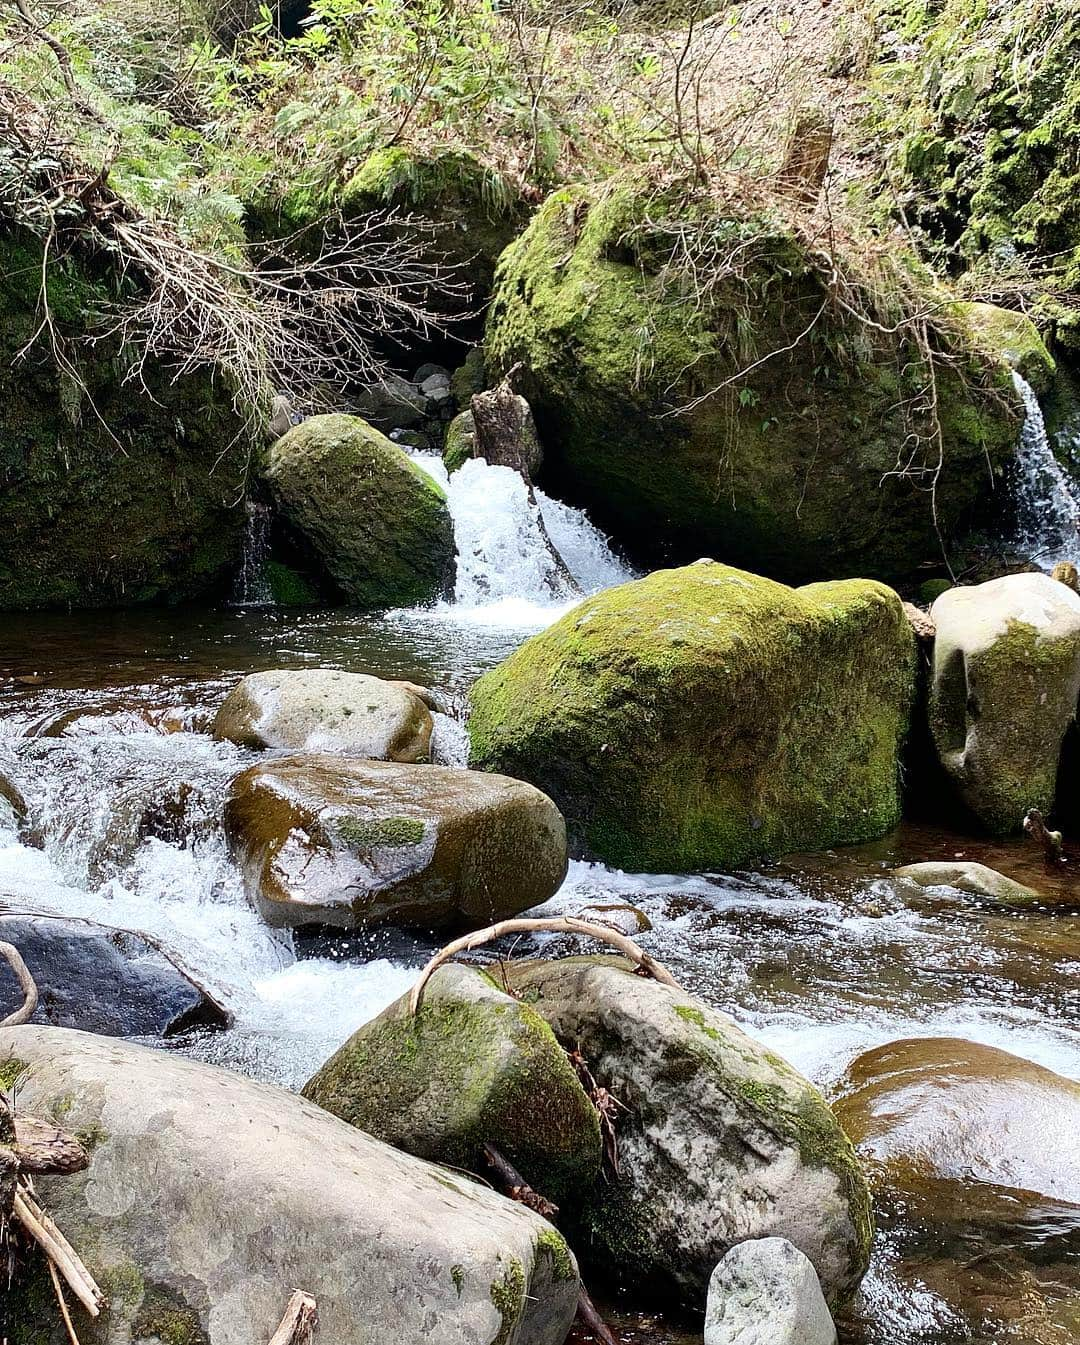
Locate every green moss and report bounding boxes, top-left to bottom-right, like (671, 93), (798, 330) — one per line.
(469, 561), (916, 871)
(265, 560), (320, 607)
(98, 1260), (145, 1307)
(960, 302), (1056, 394)
(443, 411), (477, 475)
(0, 1056), (27, 1092)
(334, 815), (426, 849)
(133, 1288), (208, 1345)
(485, 178), (1019, 584)
(489, 1256), (526, 1345)
(533, 1227), (576, 1284)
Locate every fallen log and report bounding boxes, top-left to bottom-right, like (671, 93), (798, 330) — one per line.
(408, 916), (682, 1015)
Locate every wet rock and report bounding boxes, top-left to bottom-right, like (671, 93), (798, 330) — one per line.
(705, 1238), (837, 1345)
(415, 362), (452, 387)
(0, 1027), (580, 1345)
(303, 963), (602, 1204)
(0, 910), (230, 1036)
(224, 755), (568, 930)
(0, 773), (25, 827)
(213, 668), (433, 760)
(469, 561), (916, 871)
(505, 957), (873, 1309)
(444, 408), (479, 474)
(832, 1037), (1080, 1209)
(929, 573), (1080, 834)
(895, 860), (1042, 903)
(263, 414), (455, 609)
(354, 372), (428, 431)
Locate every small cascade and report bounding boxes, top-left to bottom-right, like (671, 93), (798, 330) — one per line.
(408, 453), (634, 624)
(231, 498), (275, 608)
(1007, 372), (1080, 569)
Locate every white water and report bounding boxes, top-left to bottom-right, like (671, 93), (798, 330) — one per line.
(400, 453), (634, 628)
(1007, 372), (1080, 568)
(230, 498), (274, 608)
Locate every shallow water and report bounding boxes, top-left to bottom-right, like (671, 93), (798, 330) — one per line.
(1, 594), (1078, 1345)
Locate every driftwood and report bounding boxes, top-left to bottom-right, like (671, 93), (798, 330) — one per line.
(482, 1144), (617, 1345)
(1023, 808), (1065, 864)
(0, 940), (39, 1025)
(408, 917), (682, 1015)
(13, 1182), (105, 1317)
(268, 1290), (318, 1345)
(14, 1117), (89, 1175)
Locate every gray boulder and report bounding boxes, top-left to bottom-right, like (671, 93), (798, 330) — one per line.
(212, 668), (433, 760)
(0, 1027), (579, 1345)
(895, 860), (1042, 904)
(355, 372), (427, 431)
(303, 963), (602, 1204)
(705, 1238), (837, 1345)
(224, 755), (568, 929)
(0, 910), (230, 1037)
(506, 957), (872, 1308)
(929, 573), (1080, 833)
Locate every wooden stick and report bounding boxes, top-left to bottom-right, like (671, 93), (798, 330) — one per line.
(13, 1184), (104, 1317)
(482, 1144), (617, 1345)
(0, 941), (38, 1025)
(268, 1290), (318, 1345)
(48, 1258), (82, 1345)
(408, 918), (681, 1015)
(14, 1117), (89, 1175)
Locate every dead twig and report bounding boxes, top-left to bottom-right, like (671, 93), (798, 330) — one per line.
(13, 1182), (105, 1317)
(268, 1290), (318, 1345)
(408, 918), (681, 1015)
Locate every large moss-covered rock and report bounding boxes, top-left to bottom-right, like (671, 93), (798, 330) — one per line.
(506, 958), (872, 1309)
(224, 755), (568, 929)
(0, 237), (250, 610)
(961, 302), (1057, 395)
(0, 1026), (579, 1345)
(262, 413), (455, 609)
(212, 668), (433, 759)
(304, 963), (602, 1204)
(468, 561), (916, 871)
(929, 573), (1080, 834)
(484, 181), (1021, 582)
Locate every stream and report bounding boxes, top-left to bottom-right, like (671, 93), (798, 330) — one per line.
(2, 453), (1079, 1344)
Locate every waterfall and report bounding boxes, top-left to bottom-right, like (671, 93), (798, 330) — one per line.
(1007, 372), (1080, 569)
(407, 453), (635, 625)
(231, 498), (274, 608)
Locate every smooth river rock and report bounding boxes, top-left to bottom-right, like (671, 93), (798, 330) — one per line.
(705, 1238), (837, 1345)
(929, 573), (1080, 834)
(212, 668), (433, 759)
(505, 957), (873, 1308)
(0, 1027), (580, 1345)
(224, 755), (568, 929)
(832, 1037), (1080, 1209)
(0, 911), (231, 1037)
(894, 860), (1042, 904)
(304, 963), (602, 1204)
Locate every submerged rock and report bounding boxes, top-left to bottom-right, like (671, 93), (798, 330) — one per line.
(895, 860), (1043, 904)
(505, 957), (873, 1308)
(224, 755), (567, 929)
(213, 669), (433, 760)
(263, 413), (455, 609)
(304, 964), (602, 1204)
(0, 910), (230, 1037)
(0, 1027), (579, 1345)
(705, 1238), (837, 1345)
(929, 573), (1080, 834)
(468, 561), (915, 871)
(484, 181), (1021, 583)
(833, 1037), (1080, 1211)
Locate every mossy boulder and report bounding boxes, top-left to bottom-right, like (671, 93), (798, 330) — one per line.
(468, 561), (916, 871)
(304, 963), (602, 1205)
(444, 409), (480, 474)
(0, 236), (251, 611)
(961, 302), (1056, 395)
(484, 181), (1021, 583)
(0, 1026), (579, 1345)
(224, 755), (568, 930)
(212, 668), (433, 759)
(506, 958), (873, 1310)
(262, 413), (455, 609)
(929, 572), (1080, 834)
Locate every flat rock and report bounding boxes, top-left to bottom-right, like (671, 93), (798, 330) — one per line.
(895, 860), (1042, 903)
(705, 1238), (837, 1345)
(213, 668), (433, 759)
(506, 957), (872, 1308)
(224, 755), (568, 929)
(0, 1027), (579, 1345)
(0, 909), (230, 1037)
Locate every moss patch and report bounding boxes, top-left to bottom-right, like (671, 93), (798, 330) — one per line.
(0, 1056), (28, 1092)
(489, 1256), (526, 1345)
